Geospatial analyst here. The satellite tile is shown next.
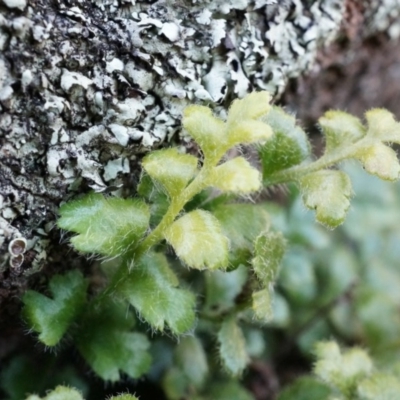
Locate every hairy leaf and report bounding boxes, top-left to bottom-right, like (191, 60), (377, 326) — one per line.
(22, 270), (87, 346)
(142, 148), (198, 197)
(137, 174), (170, 227)
(175, 336), (208, 387)
(365, 108), (400, 143)
(357, 374), (400, 400)
(75, 303), (151, 382)
(25, 386), (139, 400)
(119, 252), (196, 334)
(203, 266), (248, 314)
(260, 106), (310, 177)
(299, 170), (352, 229)
(212, 203), (270, 268)
(26, 386), (83, 400)
(218, 317), (249, 376)
(314, 341), (373, 396)
(278, 377), (332, 400)
(227, 91), (271, 126)
(207, 381), (253, 400)
(182, 105), (227, 161)
(252, 289), (273, 322)
(319, 111), (365, 153)
(210, 157), (261, 194)
(252, 231), (286, 287)
(58, 193), (149, 257)
(355, 143), (400, 181)
(227, 92), (272, 147)
(165, 210), (229, 270)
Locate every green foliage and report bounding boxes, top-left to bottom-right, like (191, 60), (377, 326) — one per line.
(118, 252), (196, 334)
(261, 107), (400, 227)
(17, 91), (400, 399)
(22, 270), (87, 346)
(164, 210), (229, 270)
(24, 386), (138, 400)
(218, 316), (249, 376)
(75, 302), (151, 381)
(58, 193), (149, 257)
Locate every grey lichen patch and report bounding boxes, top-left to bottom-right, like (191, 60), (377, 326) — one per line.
(0, 0), (399, 287)
(366, 0), (400, 38)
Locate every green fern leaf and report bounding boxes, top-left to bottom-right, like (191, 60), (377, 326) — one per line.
(58, 193), (149, 257)
(22, 270), (87, 346)
(119, 252), (196, 334)
(75, 302), (151, 382)
(164, 210), (229, 270)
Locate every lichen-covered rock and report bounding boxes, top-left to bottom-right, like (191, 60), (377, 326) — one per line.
(0, 0), (399, 299)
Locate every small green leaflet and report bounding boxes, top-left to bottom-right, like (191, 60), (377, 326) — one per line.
(318, 111), (365, 153)
(182, 105), (227, 161)
(183, 92), (272, 164)
(252, 289), (273, 322)
(25, 386), (83, 400)
(218, 317), (249, 376)
(75, 302), (151, 382)
(210, 157), (261, 194)
(165, 210), (229, 270)
(355, 143), (400, 181)
(314, 341), (373, 396)
(251, 232), (285, 321)
(142, 148), (198, 197)
(252, 231), (286, 287)
(227, 91), (271, 127)
(22, 270), (87, 346)
(25, 386), (139, 400)
(277, 377), (332, 400)
(299, 170), (352, 229)
(365, 108), (400, 143)
(174, 336), (208, 387)
(119, 252), (196, 334)
(58, 193), (150, 257)
(212, 203), (270, 268)
(227, 92), (273, 147)
(207, 381), (254, 400)
(357, 374), (400, 400)
(260, 106), (310, 179)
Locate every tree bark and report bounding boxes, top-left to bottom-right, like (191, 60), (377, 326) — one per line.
(0, 0), (399, 306)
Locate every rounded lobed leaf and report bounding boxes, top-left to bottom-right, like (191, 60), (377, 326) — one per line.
(319, 111), (366, 153)
(209, 157), (261, 194)
(227, 91), (271, 126)
(314, 341), (373, 396)
(260, 106), (310, 178)
(25, 386), (83, 400)
(252, 231), (286, 288)
(217, 317), (249, 376)
(22, 270), (88, 346)
(182, 105), (227, 161)
(212, 203), (270, 268)
(75, 302), (151, 382)
(175, 336), (208, 387)
(142, 148), (199, 197)
(164, 210), (229, 270)
(357, 374), (400, 400)
(355, 143), (400, 181)
(299, 170), (352, 229)
(119, 252), (196, 334)
(252, 289), (273, 322)
(228, 119), (273, 148)
(365, 108), (400, 144)
(58, 193), (150, 257)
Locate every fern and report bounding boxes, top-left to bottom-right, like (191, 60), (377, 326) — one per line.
(19, 91), (400, 398)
